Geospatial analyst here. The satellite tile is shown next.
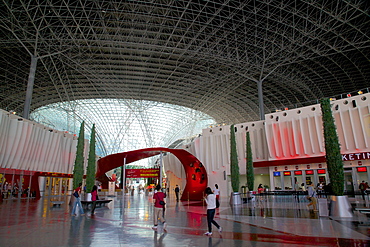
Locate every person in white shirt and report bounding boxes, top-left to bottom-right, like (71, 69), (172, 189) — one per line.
(214, 184), (220, 200)
(204, 187), (222, 236)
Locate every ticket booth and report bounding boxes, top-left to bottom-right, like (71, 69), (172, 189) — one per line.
(273, 171), (282, 190)
(305, 170), (314, 186)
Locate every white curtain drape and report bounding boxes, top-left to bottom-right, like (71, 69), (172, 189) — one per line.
(0, 110), (77, 174)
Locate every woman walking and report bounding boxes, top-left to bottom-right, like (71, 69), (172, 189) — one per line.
(90, 185), (98, 215)
(204, 187), (222, 236)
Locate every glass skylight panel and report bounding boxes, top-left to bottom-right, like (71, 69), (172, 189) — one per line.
(30, 98), (215, 166)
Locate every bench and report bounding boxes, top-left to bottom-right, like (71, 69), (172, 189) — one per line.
(80, 199), (112, 210)
(50, 200), (65, 207)
(355, 208), (370, 217)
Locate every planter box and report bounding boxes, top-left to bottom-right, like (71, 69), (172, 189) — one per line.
(330, 195), (353, 217)
(229, 192), (242, 205)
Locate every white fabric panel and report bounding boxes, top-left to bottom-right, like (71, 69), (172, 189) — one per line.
(358, 107), (369, 148)
(291, 118), (300, 156)
(220, 134), (228, 166)
(278, 122), (287, 157)
(39, 131), (51, 172)
(0, 114), (10, 165)
(236, 131), (245, 161)
(18, 121), (33, 170)
(306, 115), (316, 154)
(4, 118), (21, 168)
(68, 139), (78, 174)
(264, 123), (273, 158)
(198, 136), (205, 164)
(46, 133), (60, 172)
(193, 137), (202, 162)
(272, 123), (281, 158)
(0, 110), (78, 174)
(28, 127), (43, 171)
(286, 122), (295, 156)
(348, 107), (359, 149)
(337, 110), (350, 150)
(60, 135), (71, 173)
(298, 116), (308, 155)
(209, 135), (215, 171)
(204, 136), (212, 171)
(313, 113), (324, 153)
(224, 133), (230, 167)
(214, 135), (221, 170)
(10, 121), (25, 167)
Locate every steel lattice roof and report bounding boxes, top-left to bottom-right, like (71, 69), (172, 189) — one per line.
(0, 1), (369, 156)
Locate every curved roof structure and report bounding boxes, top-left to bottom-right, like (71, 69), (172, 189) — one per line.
(0, 1), (369, 155)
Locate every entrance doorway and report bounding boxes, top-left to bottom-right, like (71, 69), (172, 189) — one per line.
(344, 169), (354, 196)
(44, 177), (70, 196)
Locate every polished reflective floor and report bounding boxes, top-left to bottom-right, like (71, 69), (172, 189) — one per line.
(0, 193), (369, 247)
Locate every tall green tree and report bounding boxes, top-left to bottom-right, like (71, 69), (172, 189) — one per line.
(320, 98), (344, 196)
(230, 124), (240, 192)
(85, 124), (96, 192)
(246, 132), (254, 191)
(73, 121), (85, 189)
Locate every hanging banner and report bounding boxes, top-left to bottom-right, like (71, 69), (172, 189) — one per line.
(125, 169), (160, 178)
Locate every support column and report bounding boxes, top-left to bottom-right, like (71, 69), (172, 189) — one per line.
(23, 55), (38, 119)
(159, 152), (163, 189)
(257, 80), (265, 120)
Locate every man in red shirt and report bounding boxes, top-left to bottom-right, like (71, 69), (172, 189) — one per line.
(152, 185), (167, 231)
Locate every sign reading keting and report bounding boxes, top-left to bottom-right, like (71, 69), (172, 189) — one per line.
(125, 169), (160, 178)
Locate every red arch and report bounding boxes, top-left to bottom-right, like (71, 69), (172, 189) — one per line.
(96, 147), (207, 201)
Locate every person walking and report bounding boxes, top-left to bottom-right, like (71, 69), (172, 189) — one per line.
(256, 184), (265, 207)
(359, 181), (368, 201)
(214, 184), (220, 208)
(294, 181), (300, 203)
(307, 183), (318, 211)
(152, 185), (167, 231)
(71, 182), (85, 216)
(204, 187), (222, 236)
(175, 185), (180, 202)
(214, 184), (220, 200)
(90, 185), (98, 215)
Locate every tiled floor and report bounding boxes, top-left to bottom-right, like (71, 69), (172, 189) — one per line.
(0, 193), (369, 247)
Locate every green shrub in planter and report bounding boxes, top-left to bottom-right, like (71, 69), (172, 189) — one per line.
(230, 124), (240, 192)
(73, 121), (85, 189)
(246, 132), (254, 191)
(320, 98), (344, 196)
(86, 124), (96, 192)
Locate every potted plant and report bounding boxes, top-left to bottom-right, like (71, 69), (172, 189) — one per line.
(85, 124), (96, 201)
(229, 125), (242, 205)
(320, 98), (352, 217)
(71, 121), (85, 204)
(246, 132), (254, 192)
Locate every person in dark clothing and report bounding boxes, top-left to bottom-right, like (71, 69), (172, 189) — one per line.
(91, 185), (98, 215)
(175, 185), (180, 202)
(359, 181), (368, 201)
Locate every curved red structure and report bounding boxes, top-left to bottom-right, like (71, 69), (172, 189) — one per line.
(96, 147), (207, 201)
